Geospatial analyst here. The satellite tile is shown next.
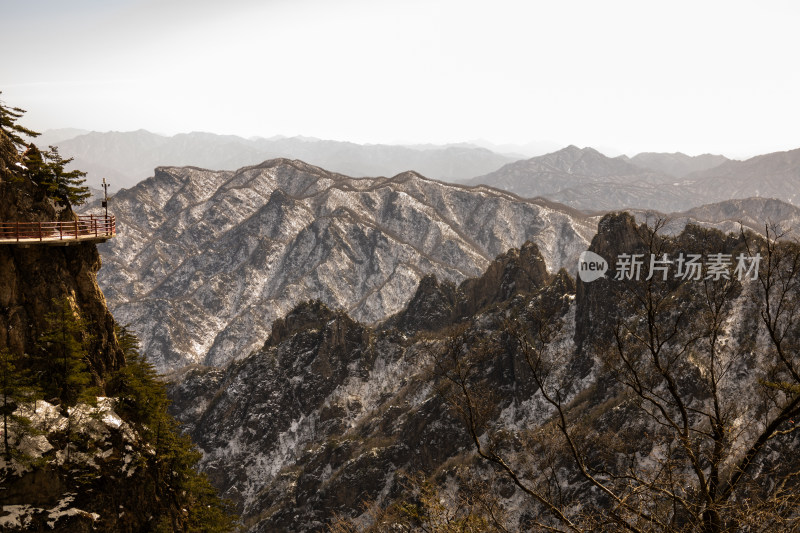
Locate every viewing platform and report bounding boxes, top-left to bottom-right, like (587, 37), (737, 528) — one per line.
(0, 214), (116, 245)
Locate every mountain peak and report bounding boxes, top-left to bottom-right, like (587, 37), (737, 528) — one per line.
(557, 144), (603, 158)
(467, 144), (666, 206)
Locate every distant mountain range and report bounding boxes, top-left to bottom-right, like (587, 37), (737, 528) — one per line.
(467, 145), (800, 212)
(31, 129), (519, 191)
(630, 197), (800, 238)
(36, 129), (800, 214)
(625, 151), (729, 178)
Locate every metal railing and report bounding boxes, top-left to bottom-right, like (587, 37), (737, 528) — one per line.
(0, 215), (116, 244)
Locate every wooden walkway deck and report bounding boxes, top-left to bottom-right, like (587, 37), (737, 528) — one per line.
(0, 215), (116, 245)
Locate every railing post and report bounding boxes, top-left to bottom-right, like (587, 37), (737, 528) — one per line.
(38, 221), (42, 242)
(16, 221), (19, 242)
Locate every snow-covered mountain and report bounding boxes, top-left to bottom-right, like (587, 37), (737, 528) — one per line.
(88, 159), (596, 371)
(85, 154), (800, 373)
(169, 214), (800, 531)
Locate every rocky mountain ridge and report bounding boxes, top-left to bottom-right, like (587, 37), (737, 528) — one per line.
(169, 213), (800, 531)
(86, 159), (596, 371)
(169, 238), (563, 529)
(85, 155), (800, 373)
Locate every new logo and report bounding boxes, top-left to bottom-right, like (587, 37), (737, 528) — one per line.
(578, 251), (608, 282)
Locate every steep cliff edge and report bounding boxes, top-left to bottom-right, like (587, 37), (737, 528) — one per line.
(0, 131), (122, 382)
(0, 127), (235, 531)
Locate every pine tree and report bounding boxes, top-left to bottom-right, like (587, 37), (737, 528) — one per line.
(36, 297), (100, 462)
(110, 326), (238, 530)
(0, 94), (89, 205)
(37, 297), (98, 406)
(0, 91), (39, 151)
(27, 145), (91, 207)
(111, 324), (168, 428)
(0, 349), (40, 460)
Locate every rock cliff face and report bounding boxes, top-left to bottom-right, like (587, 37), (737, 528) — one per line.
(386, 240), (551, 335)
(1, 129), (232, 532)
(0, 130), (126, 530)
(0, 133), (123, 381)
(87, 159), (596, 371)
(170, 241), (562, 529)
(170, 215), (800, 532)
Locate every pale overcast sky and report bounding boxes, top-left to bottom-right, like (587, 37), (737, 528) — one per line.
(2, 0), (799, 158)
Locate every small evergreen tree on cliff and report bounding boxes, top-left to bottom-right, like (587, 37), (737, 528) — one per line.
(0, 91), (39, 151)
(26, 145), (91, 207)
(0, 93), (90, 206)
(37, 297), (98, 407)
(111, 324), (168, 427)
(111, 325), (238, 532)
(0, 349), (40, 461)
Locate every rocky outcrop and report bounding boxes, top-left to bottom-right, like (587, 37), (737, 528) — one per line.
(574, 212), (754, 351)
(0, 132), (123, 383)
(170, 218), (799, 532)
(1, 128), (233, 532)
(387, 240), (550, 334)
(573, 212), (646, 349)
(386, 274), (458, 334)
(172, 300), (379, 516)
(455, 240), (549, 317)
(167, 240), (574, 529)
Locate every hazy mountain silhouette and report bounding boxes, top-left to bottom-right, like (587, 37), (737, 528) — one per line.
(468, 145), (800, 212)
(39, 129), (519, 191)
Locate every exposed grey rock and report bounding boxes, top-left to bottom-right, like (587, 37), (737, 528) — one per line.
(387, 240), (551, 334)
(86, 159), (595, 371)
(169, 242), (566, 529)
(169, 218), (800, 532)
